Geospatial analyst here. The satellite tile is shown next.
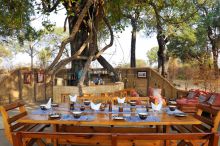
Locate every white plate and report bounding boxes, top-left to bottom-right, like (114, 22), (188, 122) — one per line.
(113, 116), (124, 120)
(49, 113), (60, 118)
(169, 101), (177, 104)
(51, 103), (58, 107)
(174, 113), (187, 117)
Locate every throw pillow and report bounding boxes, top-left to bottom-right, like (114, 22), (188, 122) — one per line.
(207, 95), (216, 105)
(153, 88), (162, 98)
(187, 91), (196, 99)
(148, 87), (162, 96)
(198, 94), (208, 103)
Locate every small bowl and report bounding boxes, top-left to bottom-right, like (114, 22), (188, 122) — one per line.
(40, 104), (47, 110)
(72, 111), (82, 119)
(84, 100), (90, 106)
(80, 106), (85, 111)
(138, 112), (148, 120)
(130, 101), (136, 106)
(169, 106), (176, 111)
(49, 113), (61, 119)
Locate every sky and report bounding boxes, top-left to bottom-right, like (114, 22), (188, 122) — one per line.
(6, 8), (158, 68)
(5, 7), (219, 69)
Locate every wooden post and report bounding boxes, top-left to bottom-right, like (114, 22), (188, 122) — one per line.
(147, 69), (151, 96)
(18, 70), (23, 100)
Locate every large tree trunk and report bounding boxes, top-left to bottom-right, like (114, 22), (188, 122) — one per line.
(130, 18), (137, 68)
(157, 33), (166, 77)
(68, 16), (89, 85)
(212, 44), (219, 78)
(62, 0), (90, 85)
(208, 26), (219, 78)
(150, 2), (167, 77)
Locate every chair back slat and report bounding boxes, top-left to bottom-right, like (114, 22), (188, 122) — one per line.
(10, 123), (26, 131)
(3, 101), (25, 111)
(194, 114), (213, 126)
(197, 104), (219, 116)
(7, 111), (27, 124)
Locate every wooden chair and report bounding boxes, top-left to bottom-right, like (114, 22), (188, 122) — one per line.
(0, 100), (49, 146)
(172, 104), (220, 145)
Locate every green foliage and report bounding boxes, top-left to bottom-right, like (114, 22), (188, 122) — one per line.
(147, 47), (158, 66)
(0, 0), (34, 39)
(37, 47), (52, 68)
(0, 43), (12, 64)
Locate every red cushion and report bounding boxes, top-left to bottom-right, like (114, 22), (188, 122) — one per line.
(130, 90), (139, 97)
(148, 87), (162, 96)
(176, 98), (199, 105)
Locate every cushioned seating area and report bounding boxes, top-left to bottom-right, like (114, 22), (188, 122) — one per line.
(176, 89), (220, 113)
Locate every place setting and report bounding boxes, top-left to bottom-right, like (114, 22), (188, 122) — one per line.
(164, 105), (187, 117)
(60, 111), (95, 121)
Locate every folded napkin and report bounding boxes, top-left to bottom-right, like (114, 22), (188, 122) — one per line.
(41, 98), (51, 109)
(91, 102), (101, 110)
(69, 95), (77, 102)
(117, 97), (125, 104)
(151, 101), (162, 111)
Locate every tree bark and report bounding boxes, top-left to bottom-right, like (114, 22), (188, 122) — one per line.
(208, 26), (219, 78)
(150, 2), (167, 77)
(47, 0), (93, 73)
(68, 15), (89, 85)
(157, 33), (166, 77)
(97, 55), (119, 82)
(130, 17), (137, 68)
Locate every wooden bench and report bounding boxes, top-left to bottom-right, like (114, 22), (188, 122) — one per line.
(12, 131), (218, 146)
(172, 104), (220, 145)
(0, 100), (49, 146)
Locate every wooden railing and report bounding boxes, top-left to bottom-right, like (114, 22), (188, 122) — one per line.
(12, 131), (219, 146)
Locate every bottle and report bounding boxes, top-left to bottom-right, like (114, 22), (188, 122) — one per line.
(108, 101), (112, 112)
(70, 102), (75, 110)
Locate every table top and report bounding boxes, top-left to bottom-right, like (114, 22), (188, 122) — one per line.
(18, 103), (202, 127)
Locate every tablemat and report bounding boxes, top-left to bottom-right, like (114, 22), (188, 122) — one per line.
(31, 108), (53, 115)
(164, 108), (184, 115)
(125, 116), (160, 122)
(60, 114), (95, 121)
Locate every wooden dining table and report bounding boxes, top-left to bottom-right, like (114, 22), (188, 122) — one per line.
(17, 103), (202, 145)
(18, 103), (201, 129)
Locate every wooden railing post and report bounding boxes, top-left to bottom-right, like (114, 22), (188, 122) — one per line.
(12, 132), (23, 146)
(210, 133), (219, 146)
(111, 134), (117, 146)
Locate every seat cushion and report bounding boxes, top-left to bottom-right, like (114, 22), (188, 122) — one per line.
(176, 98), (199, 105)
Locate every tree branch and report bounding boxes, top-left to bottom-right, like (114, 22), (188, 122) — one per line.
(42, 0), (60, 13)
(63, 16), (68, 32)
(46, 0), (93, 73)
(94, 15), (114, 59)
(49, 35), (92, 75)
